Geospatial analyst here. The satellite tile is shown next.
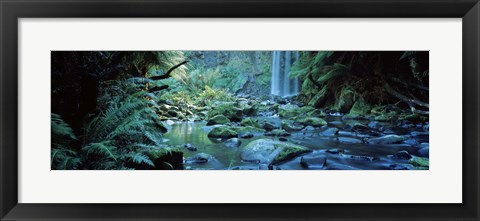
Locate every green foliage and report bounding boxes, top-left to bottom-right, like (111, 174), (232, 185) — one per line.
(51, 148), (81, 170)
(51, 113), (81, 170)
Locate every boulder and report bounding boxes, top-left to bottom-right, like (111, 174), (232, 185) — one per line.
(391, 150), (412, 160)
(225, 138), (241, 148)
(320, 127), (339, 136)
(300, 155), (327, 169)
(240, 118), (260, 128)
(207, 104), (243, 122)
(183, 143), (197, 151)
(207, 126), (238, 139)
(366, 135), (407, 144)
(409, 157), (429, 169)
(241, 139), (311, 165)
(265, 129), (290, 137)
(294, 117), (327, 127)
(278, 104), (302, 118)
(281, 120), (303, 132)
(417, 147), (429, 157)
(206, 115), (230, 126)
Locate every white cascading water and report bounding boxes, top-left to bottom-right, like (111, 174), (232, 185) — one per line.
(271, 51), (300, 97)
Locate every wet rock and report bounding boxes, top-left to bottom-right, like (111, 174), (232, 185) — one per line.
(336, 137), (363, 144)
(417, 147), (429, 157)
(183, 143), (197, 151)
(185, 153), (214, 164)
(263, 122), (278, 131)
(320, 127), (339, 136)
(241, 138), (311, 165)
(366, 135), (407, 144)
(300, 155), (327, 169)
(278, 104), (302, 118)
(239, 132), (254, 139)
(409, 157), (429, 168)
(327, 121), (343, 127)
(418, 142), (429, 149)
(207, 126), (238, 139)
(423, 123), (429, 132)
(347, 96), (371, 117)
(278, 137), (288, 142)
(389, 164), (413, 170)
(410, 131), (429, 137)
(368, 121), (381, 129)
(225, 138), (241, 148)
(236, 126), (265, 136)
(351, 123), (370, 132)
(207, 104), (243, 122)
(342, 154), (376, 161)
(294, 117), (327, 127)
(281, 120), (303, 132)
(391, 150), (412, 160)
(230, 165), (261, 170)
(265, 129), (290, 137)
(403, 138), (419, 146)
(206, 115), (230, 126)
(302, 126), (316, 131)
(240, 118), (260, 128)
(326, 148), (342, 154)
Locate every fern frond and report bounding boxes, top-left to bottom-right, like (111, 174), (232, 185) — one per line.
(125, 152), (154, 167)
(82, 141), (118, 161)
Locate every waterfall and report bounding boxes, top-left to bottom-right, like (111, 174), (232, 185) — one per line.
(271, 51), (300, 97)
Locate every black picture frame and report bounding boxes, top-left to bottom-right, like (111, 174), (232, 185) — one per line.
(1, 0), (479, 220)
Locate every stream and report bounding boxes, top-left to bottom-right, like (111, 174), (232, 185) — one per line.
(162, 115), (429, 170)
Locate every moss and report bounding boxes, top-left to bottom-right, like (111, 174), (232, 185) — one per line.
(235, 126), (265, 134)
(401, 113), (428, 124)
(265, 129), (290, 137)
(207, 104), (243, 122)
(332, 86), (355, 113)
(281, 120), (303, 131)
(208, 126), (238, 139)
(272, 143), (311, 164)
(293, 116), (327, 127)
(240, 118), (260, 128)
(206, 115), (230, 126)
(278, 104), (302, 118)
(348, 96), (371, 116)
(409, 157), (429, 168)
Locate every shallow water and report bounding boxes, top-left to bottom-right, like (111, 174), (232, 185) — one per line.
(162, 118), (428, 170)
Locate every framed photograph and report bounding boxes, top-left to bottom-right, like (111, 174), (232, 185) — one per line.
(1, 0), (479, 220)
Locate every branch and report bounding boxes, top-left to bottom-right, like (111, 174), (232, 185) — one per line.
(148, 85), (169, 93)
(391, 77), (429, 91)
(150, 60), (188, 81)
(384, 83), (429, 108)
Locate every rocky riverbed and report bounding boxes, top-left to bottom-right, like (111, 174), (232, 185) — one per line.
(157, 96), (429, 170)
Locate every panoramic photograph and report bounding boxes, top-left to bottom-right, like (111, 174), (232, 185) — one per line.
(51, 51), (429, 170)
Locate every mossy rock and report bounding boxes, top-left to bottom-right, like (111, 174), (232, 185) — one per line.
(241, 139), (311, 165)
(145, 148), (184, 170)
(409, 157), (429, 168)
(208, 126), (238, 139)
(265, 129), (290, 137)
(281, 120), (303, 132)
(206, 115), (231, 126)
(278, 104), (302, 118)
(235, 126), (266, 134)
(374, 114), (396, 122)
(400, 114), (428, 124)
(332, 87), (355, 113)
(307, 109), (327, 117)
(240, 118), (261, 128)
(347, 96), (371, 117)
(293, 117), (327, 127)
(207, 104), (243, 122)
